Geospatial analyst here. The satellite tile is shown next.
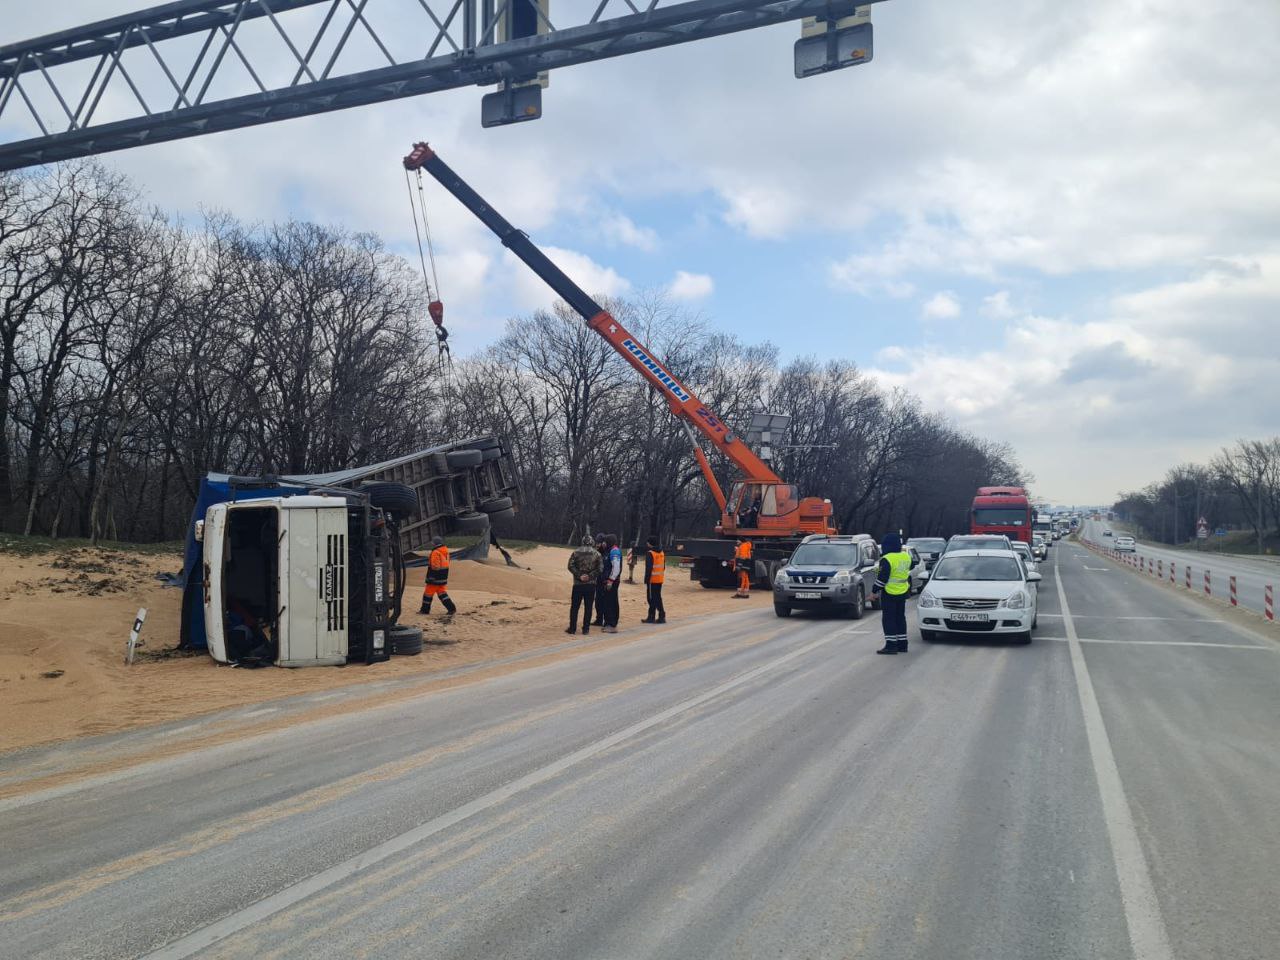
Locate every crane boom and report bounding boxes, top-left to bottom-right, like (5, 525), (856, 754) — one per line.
(403, 142), (782, 505)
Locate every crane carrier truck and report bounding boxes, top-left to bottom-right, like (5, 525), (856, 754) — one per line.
(402, 142), (838, 587)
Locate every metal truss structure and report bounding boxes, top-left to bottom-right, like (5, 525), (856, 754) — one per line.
(0, 0), (883, 171)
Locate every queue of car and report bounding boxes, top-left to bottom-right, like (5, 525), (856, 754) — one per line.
(772, 527), (1046, 646)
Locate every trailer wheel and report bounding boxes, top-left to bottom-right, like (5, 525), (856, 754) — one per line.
(478, 496), (513, 513)
(446, 449), (483, 469)
(359, 482), (419, 519)
(473, 437), (502, 450)
(390, 624), (424, 656)
(455, 511), (489, 535)
(480, 447), (502, 461)
(487, 507), (516, 526)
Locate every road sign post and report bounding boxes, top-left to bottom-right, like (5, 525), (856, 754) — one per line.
(126, 608), (148, 665)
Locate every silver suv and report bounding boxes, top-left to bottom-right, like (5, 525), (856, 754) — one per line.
(772, 534), (879, 619)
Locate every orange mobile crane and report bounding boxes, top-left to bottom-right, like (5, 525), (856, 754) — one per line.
(403, 142), (836, 586)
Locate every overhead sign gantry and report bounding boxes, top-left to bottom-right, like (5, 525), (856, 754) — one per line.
(0, 0), (884, 171)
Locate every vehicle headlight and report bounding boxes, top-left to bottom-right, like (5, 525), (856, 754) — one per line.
(774, 570), (788, 585)
(917, 592), (940, 608)
(831, 571), (852, 583)
(1005, 591), (1027, 609)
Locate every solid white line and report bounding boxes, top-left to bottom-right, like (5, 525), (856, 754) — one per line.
(1051, 637), (1270, 651)
(240, 708), (278, 718)
(142, 627), (844, 959)
(1037, 614), (1223, 622)
(1056, 569), (1174, 960)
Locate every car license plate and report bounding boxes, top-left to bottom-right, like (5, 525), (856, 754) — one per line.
(795, 591), (822, 600)
(949, 612), (988, 622)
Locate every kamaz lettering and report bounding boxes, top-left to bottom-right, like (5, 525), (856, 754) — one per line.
(621, 338), (691, 403)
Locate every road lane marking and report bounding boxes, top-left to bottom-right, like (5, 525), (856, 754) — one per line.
(1057, 569), (1174, 960)
(1053, 637), (1270, 650)
(141, 626), (848, 960)
(1037, 614), (1224, 622)
(241, 708), (278, 718)
(1083, 566), (1110, 571)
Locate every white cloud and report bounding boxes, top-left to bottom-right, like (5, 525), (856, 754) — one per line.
(981, 290), (1016, 319)
(870, 255), (1280, 503)
(922, 291), (961, 319)
(504, 246), (630, 312)
(599, 212), (659, 251)
(667, 270), (714, 301)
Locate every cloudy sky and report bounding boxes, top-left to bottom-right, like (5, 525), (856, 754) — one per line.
(4, 0), (1278, 505)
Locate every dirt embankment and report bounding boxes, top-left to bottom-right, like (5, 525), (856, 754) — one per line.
(0, 544), (745, 753)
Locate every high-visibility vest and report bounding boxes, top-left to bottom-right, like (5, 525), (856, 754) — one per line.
(883, 551), (912, 596)
(427, 545), (450, 585)
(735, 540), (753, 561)
(648, 550), (665, 584)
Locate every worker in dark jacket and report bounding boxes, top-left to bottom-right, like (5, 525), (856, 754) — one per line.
(599, 534), (623, 633)
(566, 535), (604, 635)
(641, 535), (667, 624)
(591, 534), (608, 627)
(420, 536), (456, 615)
(869, 532), (912, 654)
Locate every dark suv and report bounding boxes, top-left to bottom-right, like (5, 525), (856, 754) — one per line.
(772, 534), (880, 619)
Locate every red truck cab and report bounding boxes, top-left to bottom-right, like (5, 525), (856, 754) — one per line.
(970, 486), (1033, 544)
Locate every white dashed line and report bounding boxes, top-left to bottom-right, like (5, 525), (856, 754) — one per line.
(1051, 637), (1270, 651)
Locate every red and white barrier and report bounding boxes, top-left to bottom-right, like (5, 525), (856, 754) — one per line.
(1230, 575), (1237, 607)
(1185, 566), (1192, 589)
(1169, 561), (1175, 584)
(1204, 570), (1211, 596)
(1158, 559), (1163, 579)
(1267, 585), (1275, 622)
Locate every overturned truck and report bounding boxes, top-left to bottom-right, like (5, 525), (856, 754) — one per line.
(180, 437), (518, 666)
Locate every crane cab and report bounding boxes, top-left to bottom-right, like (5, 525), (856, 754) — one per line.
(721, 481), (836, 538)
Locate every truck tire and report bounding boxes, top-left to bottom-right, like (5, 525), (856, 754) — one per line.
(390, 624), (424, 656)
(429, 452), (451, 474)
(446, 449), (483, 469)
(487, 507), (516, 525)
(473, 437), (502, 450)
(358, 482), (419, 518)
(479, 496), (513, 513)
(480, 446), (502, 461)
(455, 511), (489, 535)
(774, 603), (792, 618)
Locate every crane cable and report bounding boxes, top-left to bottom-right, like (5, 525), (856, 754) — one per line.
(403, 167), (450, 365)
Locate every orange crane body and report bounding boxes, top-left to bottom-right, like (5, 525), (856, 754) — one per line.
(402, 142), (835, 549)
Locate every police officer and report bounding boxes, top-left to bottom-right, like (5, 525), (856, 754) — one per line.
(420, 536), (457, 615)
(641, 535), (666, 624)
(869, 532), (911, 655)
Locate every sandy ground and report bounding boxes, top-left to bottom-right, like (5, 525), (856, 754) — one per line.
(0, 544), (747, 753)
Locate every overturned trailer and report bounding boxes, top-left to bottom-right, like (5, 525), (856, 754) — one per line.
(180, 437), (519, 664)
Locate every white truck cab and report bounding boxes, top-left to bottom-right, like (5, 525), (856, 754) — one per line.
(200, 489), (405, 666)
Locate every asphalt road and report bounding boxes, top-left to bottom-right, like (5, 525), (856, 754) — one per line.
(2, 546), (1278, 960)
(1081, 518), (1279, 618)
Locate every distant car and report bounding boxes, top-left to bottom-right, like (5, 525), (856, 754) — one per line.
(1010, 541), (1039, 577)
(773, 534), (880, 619)
(1113, 536), (1137, 552)
(905, 546), (930, 595)
(1103, 529), (1113, 537)
(916, 549), (1041, 645)
(1051, 530), (1062, 540)
(905, 537), (947, 570)
(1031, 537), (1048, 561)
(942, 534), (1014, 555)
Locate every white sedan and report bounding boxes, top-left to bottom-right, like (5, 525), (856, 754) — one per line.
(1113, 536), (1137, 552)
(916, 550), (1041, 645)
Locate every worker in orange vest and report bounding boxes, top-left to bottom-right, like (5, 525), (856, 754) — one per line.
(733, 537), (753, 598)
(420, 536), (457, 615)
(641, 535), (667, 624)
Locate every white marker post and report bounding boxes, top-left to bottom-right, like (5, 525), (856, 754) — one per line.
(126, 607), (148, 665)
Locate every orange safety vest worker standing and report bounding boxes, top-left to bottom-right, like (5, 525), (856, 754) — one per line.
(733, 538), (753, 598)
(420, 536), (457, 615)
(641, 535), (667, 624)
